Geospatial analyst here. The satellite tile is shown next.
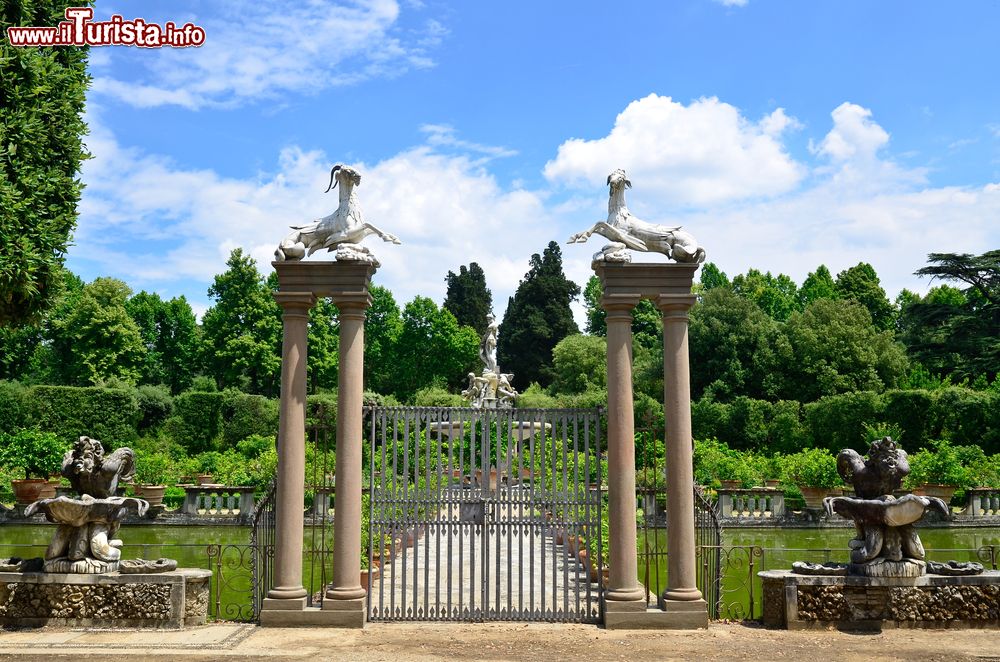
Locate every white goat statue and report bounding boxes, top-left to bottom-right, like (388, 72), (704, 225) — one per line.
(567, 169), (705, 264)
(274, 165), (401, 264)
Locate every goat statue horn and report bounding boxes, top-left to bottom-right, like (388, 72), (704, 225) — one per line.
(325, 165), (342, 193)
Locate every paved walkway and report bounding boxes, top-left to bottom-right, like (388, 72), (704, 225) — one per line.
(1, 622), (997, 661)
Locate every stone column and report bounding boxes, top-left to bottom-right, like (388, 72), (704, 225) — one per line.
(324, 296), (370, 612)
(659, 293), (704, 605)
(265, 291), (316, 608)
(602, 294), (646, 608)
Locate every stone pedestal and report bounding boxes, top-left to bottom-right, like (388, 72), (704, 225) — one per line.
(0, 569), (211, 629)
(595, 262), (706, 629)
(262, 260), (375, 628)
(760, 569), (1000, 630)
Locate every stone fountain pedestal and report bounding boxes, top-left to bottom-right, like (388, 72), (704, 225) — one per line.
(760, 569), (1000, 630)
(0, 568), (212, 629)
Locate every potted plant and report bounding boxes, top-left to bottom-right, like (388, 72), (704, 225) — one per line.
(781, 448), (841, 509)
(133, 451), (172, 507)
(0, 430), (66, 505)
(714, 452), (756, 490)
(905, 439), (968, 503)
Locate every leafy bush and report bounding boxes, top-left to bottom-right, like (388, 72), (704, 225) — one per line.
(27, 385), (140, 447)
(0, 429), (67, 478)
(0, 381), (26, 434)
(413, 385), (465, 407)
(781, 448), (841, 488)
(221, 389), (278, 446)
(804, 391), (884, 453)
(904, 438), (970, 488)
(163, 485), (185, 508)
(237, 434), (275, 459)
(213, 449), (254, 486)
(516, 383), (558, 408)
(166, 390), (225, 453)
(135, 384), (173, 432)
(134, 450), (174, 486)
(693, 438), (756, 488)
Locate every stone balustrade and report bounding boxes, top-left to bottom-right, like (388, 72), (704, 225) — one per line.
(181, 486), (256, 522)
(958, 488), (1000, 519)
(717, 488), (785, 520)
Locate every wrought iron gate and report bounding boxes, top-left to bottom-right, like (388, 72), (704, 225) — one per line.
(366, 407), (603, 623)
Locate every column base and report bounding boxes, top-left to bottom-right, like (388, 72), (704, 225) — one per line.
(604, 586), (646, 602)
(325, 585), (367, 601)
(267, 585), (308, 600)
(661, 586), (703, 602)
(320, 596), (367, 628)
(260, 602), (366, 628)
(604, 598), (708, 629)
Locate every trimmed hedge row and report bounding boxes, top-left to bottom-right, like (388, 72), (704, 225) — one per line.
(693, 388), (1000, 454)
(25, 385), (140, 447)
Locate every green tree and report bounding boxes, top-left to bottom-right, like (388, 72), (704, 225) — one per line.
(200, 249), (281, 395)
(835, 262), (894, 330)
(307, 297), (339, 393)
(364, 285), (402, 394)
(699, 262), (730, 292)
(902, 251), (1000, 382)
(798, 265), (838, 309)
(392, 296), (478, 401)
(49, 277), (145, 385)
(688, 288), (786, 401)
(497, 242), (580, 390)
(778, 298), (908, 402)
(550, 334), (607, 394)
(126, 291), (199, 393)
(443, 262), (493, 336)
(0, 1), (91, 325)
(731, 269), (800, 321)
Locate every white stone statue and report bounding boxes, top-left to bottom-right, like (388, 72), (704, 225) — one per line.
(480, 313), (498, 374)
(274, 165), (401, 265)
(463, 312), (517, 408)
(567, 168), (706, 264)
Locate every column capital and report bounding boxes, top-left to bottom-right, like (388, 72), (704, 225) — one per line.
(657, 293), (697, 319)
(330, 292), (373, 318)
(273, 291), (316, 317)
(602, 293), (642, 322)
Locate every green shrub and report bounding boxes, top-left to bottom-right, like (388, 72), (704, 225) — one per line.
(804, 391), (884, 453)
(882, 390), (937, 452)
(781, 448), (841, 488)
(413, 385), (465, 407)
(0, 381), (26, 434)
(768, 400), (806, 454)
(692, 438), (756, 488)
(134, 450), (174, 485)
(167, 390), (225, 453)
(221, 389), (278, 446)
(163, 485), (185, 508)
(934, 388), (1000, 453)
(214, 449), (254, 486)
(0, 429), (67, 478)
(904, 439), (970, 488)
(237, 434), (275, 460)
(27, 385), (140, 447)
(135, 384), (173, 432)
(516, 383), (559, 409)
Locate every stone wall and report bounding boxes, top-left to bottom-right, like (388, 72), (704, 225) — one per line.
(0, 568), (211, 629)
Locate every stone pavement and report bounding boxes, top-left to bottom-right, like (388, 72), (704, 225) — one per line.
(2, 622), (999, 661)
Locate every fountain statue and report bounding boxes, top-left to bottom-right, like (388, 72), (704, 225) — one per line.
(462, 313), (518, 409)
(22, 436), (175, 574)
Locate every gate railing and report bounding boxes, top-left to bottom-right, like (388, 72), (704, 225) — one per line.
(365, 406), (604, 623)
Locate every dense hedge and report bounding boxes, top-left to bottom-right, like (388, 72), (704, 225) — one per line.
(693, 388), (1000, 455)
(0, 381), (26, 435)
(222, 390), (279, 446)
(27, 385), (140, 447)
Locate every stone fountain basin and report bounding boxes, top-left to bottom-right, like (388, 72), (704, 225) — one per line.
(25, 494), (148, 524)
(824, 493), (949, 527)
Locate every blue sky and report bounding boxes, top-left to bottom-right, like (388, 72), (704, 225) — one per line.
(69, 0), (1000, 322)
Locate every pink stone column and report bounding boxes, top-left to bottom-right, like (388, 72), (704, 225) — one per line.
(325, 298), (370, 603)
(659, 294), (703, 603)
(266, 291), (316, 605)
(603, 295), (646, 604)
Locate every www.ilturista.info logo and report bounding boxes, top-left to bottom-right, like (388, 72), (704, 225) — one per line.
(6, 7), (206, 48)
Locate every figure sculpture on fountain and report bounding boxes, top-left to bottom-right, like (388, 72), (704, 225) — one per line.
(463, 313), (517, 409)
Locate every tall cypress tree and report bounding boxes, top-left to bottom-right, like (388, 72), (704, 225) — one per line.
(1, 1), (91, 324)
(443, 262), (493, 336)
(497, 242), (580, 390)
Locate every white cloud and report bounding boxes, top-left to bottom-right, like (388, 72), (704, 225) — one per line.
(90, 0), (442, 109)
(75, 110), (556, 318)
(715, 0), (749, 7)
(543, 94), (805, 207)
(812, 102), (889, 163)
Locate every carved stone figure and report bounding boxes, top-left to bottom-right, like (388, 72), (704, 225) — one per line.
(815, 437), (975, 578)
(567, 169), (706, 264)
(274, 165), (401, 264)
(23, 436), (161, 574)
(463, 312), (517, 409)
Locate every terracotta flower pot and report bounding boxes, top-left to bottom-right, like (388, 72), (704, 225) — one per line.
(11, 479), (48, 505)
(134, 484), (166, 507)
(361, 566), (380, 587)
(196, 474), (214, 486)
(913, 483), (958, 502)
(719, 480), (743, 490)
(798, 486), (834, 509)
(764, 479), (781, 489)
